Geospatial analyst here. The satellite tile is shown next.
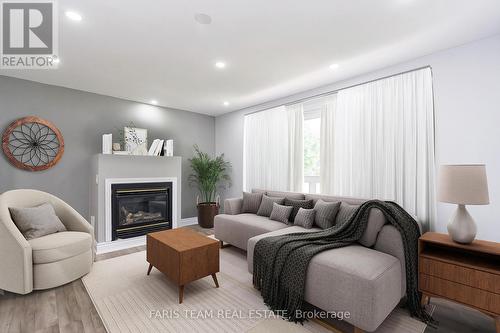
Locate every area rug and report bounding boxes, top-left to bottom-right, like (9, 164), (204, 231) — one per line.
(83, 247), (433, 333)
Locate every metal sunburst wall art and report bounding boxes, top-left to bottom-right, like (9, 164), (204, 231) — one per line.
(2, 116), (65, 171)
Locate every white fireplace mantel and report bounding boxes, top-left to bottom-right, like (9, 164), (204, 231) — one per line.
(90, 154), (183, 244)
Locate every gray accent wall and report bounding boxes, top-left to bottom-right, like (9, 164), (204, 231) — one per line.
(0, 76), (215, 219)
(215, 34), (500, 242)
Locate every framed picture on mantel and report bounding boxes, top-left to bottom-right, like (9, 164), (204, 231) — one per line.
(124, 127), (148, 155)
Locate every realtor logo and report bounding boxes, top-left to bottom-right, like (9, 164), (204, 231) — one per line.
(1, 0), (58, 69)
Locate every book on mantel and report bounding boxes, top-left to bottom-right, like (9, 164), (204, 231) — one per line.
(147, 139), (173, 156)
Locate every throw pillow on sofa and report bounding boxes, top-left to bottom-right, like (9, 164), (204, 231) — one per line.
(284, 198), (314, 222)
(242, 192), (263, 213)
(9, 203), (67, 240)
(257, 195), (285, 217)
(269, 203), (293, 224)
(293, 208), (316, 229)
(313, 199), (341, 229)
(335, 202), (360, 226)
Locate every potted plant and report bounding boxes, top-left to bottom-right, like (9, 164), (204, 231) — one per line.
(188, 145), (232, 228)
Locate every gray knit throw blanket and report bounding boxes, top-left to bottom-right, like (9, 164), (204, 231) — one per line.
(253, 200), (434, 324)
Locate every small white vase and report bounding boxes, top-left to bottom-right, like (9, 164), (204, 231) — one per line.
(447, 204), (477, 244)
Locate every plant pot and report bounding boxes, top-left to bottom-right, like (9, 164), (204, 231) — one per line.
(197, 202), (219, 228)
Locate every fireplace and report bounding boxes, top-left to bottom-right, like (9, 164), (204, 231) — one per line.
(111, 182), (172, 240)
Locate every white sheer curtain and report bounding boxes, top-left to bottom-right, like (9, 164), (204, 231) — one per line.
(243, 104), (304, 192)
(243, 106), (289, 191)
(331, 67), (436, 229)
(287, 103), (304, 192)
(320, 94), (337, 194)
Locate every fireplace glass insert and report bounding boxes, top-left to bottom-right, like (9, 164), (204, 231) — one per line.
(111, 182), (172, 240)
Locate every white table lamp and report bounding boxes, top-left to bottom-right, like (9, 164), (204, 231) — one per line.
(438, 164), (489, 244)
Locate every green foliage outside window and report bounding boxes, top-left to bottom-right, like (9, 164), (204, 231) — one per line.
(303, 118), (320, 176)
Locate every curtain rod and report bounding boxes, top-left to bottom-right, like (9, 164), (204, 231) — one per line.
(244, 65), (432, 116)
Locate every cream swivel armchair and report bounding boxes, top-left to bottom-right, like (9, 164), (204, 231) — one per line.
(0, 189), (95, 294)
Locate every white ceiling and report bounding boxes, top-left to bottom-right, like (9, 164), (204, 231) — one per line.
(2, 0), (500, 116)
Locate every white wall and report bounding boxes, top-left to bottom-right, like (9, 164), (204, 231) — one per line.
(215, 34), (500, 241)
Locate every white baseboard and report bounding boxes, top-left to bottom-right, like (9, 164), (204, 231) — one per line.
(96, 235), (146, 254)
(96, 217), (199, 255)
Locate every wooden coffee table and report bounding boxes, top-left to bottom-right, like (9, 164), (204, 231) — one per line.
(146, 228), (220, 303)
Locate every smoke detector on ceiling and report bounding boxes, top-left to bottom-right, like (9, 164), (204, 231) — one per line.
(194, 13), (212, 25)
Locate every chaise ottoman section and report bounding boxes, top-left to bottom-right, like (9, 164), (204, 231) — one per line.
(304, 245), (402, 332)
(248, 230), (402, 332)
(214, 213), (289, 250)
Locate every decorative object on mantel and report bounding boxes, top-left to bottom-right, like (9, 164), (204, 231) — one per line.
(148, 139), (164, 156)
(189, 145), (231, 228)
(124, 126), (148, 155)
(164, 139), (174, 156)
(438, 164), (489, 244)
(147, 139), (174, 156)
(102, 134), (113, 154)
(112, 122), (145, 155)
(2, 116), (64, 171)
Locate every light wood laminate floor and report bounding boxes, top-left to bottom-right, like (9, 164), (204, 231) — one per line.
(0, 277), (105, 333)
(0, 225), (496, 333)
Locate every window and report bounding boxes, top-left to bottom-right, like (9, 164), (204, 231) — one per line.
(303, 118), (320, 177)
(302, 98), (323, 193)
(243, 68), (435, 229)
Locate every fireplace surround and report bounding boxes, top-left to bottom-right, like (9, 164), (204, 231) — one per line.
(91, 154), (182, 244)
(111, 182), (173, 240)
(103, 176), (178, 243)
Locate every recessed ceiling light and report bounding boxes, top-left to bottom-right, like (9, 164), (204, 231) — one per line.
(223, 101), (229, 106)
(194, 13), (212, 25)
(215, 61), (226, 69)
(150, 100), (158, 105)
(65, 11), (82, 21)
(329, 63), (340, 70)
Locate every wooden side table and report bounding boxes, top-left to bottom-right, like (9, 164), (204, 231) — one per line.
(147, 228), (220, 303)
(418, 232), (500, 332)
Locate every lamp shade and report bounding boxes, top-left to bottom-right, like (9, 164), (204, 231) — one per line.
(438, 164), (489, 205)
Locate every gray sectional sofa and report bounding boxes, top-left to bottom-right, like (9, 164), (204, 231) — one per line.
(214, 189), (418, 332)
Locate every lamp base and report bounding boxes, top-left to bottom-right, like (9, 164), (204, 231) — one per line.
(447, 204), (477, 244)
